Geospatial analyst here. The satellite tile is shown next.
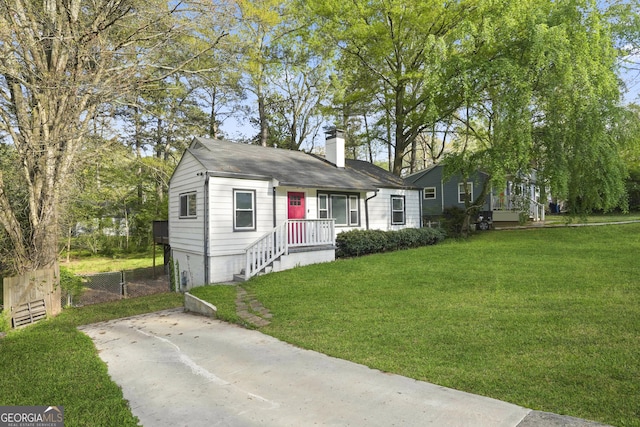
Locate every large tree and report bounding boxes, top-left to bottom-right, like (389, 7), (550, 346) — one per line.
(0, 0), (221, 274)
(302, 0), (477, 175)
(443, 0), (631, 227)
(236, 0), (291, 146)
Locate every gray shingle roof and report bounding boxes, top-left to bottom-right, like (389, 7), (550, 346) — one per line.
(187, 137), (418, 191)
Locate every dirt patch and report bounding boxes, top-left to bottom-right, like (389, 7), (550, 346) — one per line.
(126, 276), (171, 298)
(77, 275), (170, 306)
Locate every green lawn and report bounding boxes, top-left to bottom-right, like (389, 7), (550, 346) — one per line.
(229, 224), (640, 427)
(544, 212), (640, 225)
(2, 224), (638, 426)
(0, 292), (184, 427)
(61, 252), (163, 274)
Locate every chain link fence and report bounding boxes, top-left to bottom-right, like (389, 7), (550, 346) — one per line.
(63, 266), (169, 306)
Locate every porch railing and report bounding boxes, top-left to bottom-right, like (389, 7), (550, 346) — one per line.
(491, 194), (545, 222)
(244, 219), (335, 280)
(287, 219), (335, 248)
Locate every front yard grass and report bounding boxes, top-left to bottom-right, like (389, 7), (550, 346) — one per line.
(235, 224), (640, 427)
(544, 212), (640, 225)
(61, 252), (163, 274)
(0, 292), (183, 427)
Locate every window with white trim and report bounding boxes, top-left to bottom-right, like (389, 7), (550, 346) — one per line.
(234, 190), (256, 231)
(424, 187), (436, 200)
(318, 194), (329, 219)
(458, 182), (473, 204)
(391, 195), (406, 225)
(318, 192), (359, 226)
(179, 192), (197, 218)
(349, 195), (359, 225)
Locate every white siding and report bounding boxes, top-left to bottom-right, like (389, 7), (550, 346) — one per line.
(276, 188), (422, 234)
(171, 250), (205, 291)
(275, 187), (319, 221)
(367, 188), (422, 231)
(208, 177), (274, 256)
(170, 149), (423, 286)
(169, 152), (206, 255)
(208, 253), (245, 285)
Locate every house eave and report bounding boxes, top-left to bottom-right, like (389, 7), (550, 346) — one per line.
(205, 170), (276, 183)
(278, 182), (379, 192)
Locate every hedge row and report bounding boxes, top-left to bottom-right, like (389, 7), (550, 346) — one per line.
(336, 227), (446, 258)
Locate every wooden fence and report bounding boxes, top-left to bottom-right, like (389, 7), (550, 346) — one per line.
(2, 266), (62, 327)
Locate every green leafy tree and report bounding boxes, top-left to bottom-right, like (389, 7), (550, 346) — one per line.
(0, 0), (219, 274)
(302, 0), (477, 175)
(441, 0), (631, 223)
(265, 34), (332, 150)
(236, 0), (292, 146)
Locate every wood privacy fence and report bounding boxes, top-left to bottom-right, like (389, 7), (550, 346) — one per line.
(2, 266), (62, 328)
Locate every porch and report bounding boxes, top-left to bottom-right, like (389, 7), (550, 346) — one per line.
(238, 219), (336, 281)
(491, 194), (545, 223)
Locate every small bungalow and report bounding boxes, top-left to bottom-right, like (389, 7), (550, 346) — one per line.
(168, 130), (422, 289)
(406, 164), (545, 228)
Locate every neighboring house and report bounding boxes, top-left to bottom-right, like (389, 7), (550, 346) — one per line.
(168, 130), (422, 288)
(406, 164), (545, 228)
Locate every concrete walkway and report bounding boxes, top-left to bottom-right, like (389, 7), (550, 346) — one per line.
(79, 309), (610, 427)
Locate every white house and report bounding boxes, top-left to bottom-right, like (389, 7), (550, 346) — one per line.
(168, 130), (422, 288)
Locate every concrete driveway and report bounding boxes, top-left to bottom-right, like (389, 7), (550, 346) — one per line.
(79, 309), (609, 427)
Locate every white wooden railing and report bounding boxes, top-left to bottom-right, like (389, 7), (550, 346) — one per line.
(287, 219), (335, 248)
(491, 194), (545, 222)
(244, 219), (335, 280)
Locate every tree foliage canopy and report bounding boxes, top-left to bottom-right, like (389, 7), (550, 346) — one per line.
(0, 0), (639, 274)
(0, 0), (221, 273)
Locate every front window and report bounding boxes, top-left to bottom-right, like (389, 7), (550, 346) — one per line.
(318, 192), (359, 226)
(179, 192), (197, 218)
(234, 190), (255, 231)
(349, 195), (359, 225)
(318, 194), (329, 219)
(331, 195), (348, 225)
(458, 182), (473, 204)
(391, 195), (405, 225)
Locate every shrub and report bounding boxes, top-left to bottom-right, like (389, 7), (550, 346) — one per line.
(60, 266), (85, 307)
(335, 229), (387, 257)
(336, 227), (445, 258)
(441, 206), (467, 237)
(416, 227), (447, 246)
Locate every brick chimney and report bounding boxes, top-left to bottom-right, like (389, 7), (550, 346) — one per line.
(325, 129), (345, 168)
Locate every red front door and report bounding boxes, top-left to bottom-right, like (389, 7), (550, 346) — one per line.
(288, 192), (305, 244)
(287, 192), (305, 219)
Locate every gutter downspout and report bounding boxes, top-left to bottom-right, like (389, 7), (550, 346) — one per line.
(365, 190), (379, 230)
(203, 173), (210, 285)
(272, 186), (277, 228)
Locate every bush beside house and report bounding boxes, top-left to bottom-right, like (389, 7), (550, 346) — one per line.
(336, 227), (446, 258)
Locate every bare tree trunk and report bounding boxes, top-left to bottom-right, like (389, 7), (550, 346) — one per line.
(66, 226), (72, 264)
(386, 116), (393, 172)
(258, 93), (269, 146)
(363, 114), (374, 164)
(409, 137), (418, 174)
(209, 86), (219, 139)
